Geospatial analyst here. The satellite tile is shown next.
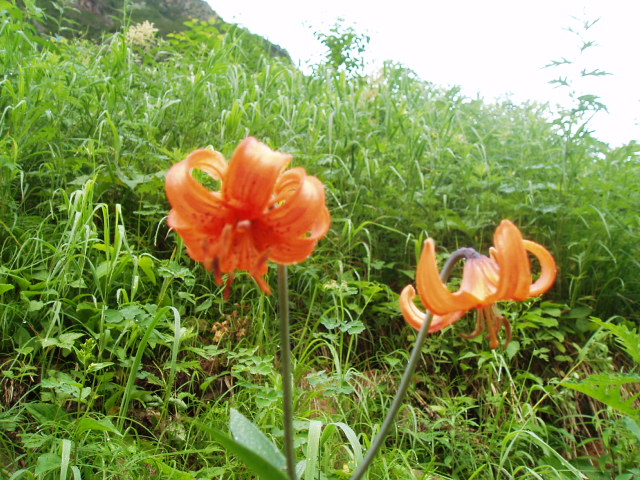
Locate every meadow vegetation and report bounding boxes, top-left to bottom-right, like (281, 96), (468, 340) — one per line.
(1, 2), (639, 478)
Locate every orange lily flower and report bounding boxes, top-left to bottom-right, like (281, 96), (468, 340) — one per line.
(400, 220), (557, 348)
(165, 137), (331, 295)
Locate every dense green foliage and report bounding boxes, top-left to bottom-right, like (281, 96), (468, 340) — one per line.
(1, 3), (639, 479)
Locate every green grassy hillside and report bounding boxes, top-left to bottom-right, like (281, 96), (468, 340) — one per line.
(30, 0), (291, 59)
(1, 2), (639, 479)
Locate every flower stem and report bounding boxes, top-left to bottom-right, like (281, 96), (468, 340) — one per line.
(277, 264), (297, 479)
(349, 248), (470, 480)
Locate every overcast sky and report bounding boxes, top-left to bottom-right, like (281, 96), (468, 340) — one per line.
(209, 1), (639, 147)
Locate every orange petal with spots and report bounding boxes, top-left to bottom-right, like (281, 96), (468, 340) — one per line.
(263, 169), (330, 239)
(223, 137), (291, 217)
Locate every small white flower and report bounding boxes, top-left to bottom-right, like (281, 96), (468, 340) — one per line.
(126, 21), (159, 49)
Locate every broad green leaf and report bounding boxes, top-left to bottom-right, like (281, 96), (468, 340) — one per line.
(562, 373), (640, 419)
(0, 283), (14, 295)
(195, 297), (213, 313)
(75, 416), (122, 436)
(104, 309), (124, 324)
(68, 278), (86, 288)
(58, 333), (85, 349)
(138, 255), (156, 285)
(25, 402), (69, 423)
(35, 453), (62, 475)
(191, 419), (289, 480)
(92, 243), (114, 253)
(520, 313), (558, 328)
(304, 420), (323, 480)
(623, 417), (640, 444)
(94, 261), (111, 279)
(41, 333), (84, 350)
(564, 307), (592, 319)
(12, 275), (31, 290)
(576, 373), (640, 386)
(343, 320), (366, 335)
(143, 458), (195, 480)
(119, 304), (146, 320)
(60, 439), (71, 480)
(591, 318), (640, 363)
(320, 315), (341, 330)
(28, 300), (44, 312)
(505, 340), (520, 360)
(229, 409), (286, 469)
(87, 362), (114, 373)
(331, 422), (364, 467)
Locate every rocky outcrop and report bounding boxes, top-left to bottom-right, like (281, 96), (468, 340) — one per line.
(34, 0), (290, 61)
(161, 0), (216, 21)
(73, 0), (104, 15)
(70, 0), (217, 22)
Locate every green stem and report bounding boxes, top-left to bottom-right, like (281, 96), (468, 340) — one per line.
(349, 248), (471, 480)
(117, 306), (168, 431)
(277, 264), (297, 479)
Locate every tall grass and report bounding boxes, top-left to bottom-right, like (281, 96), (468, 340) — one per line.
(1, 4), (639, 479)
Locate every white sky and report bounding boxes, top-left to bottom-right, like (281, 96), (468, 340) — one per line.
(209, 0), (640, 147)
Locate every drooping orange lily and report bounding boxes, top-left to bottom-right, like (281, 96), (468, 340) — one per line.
(400, 220), (557, 348)
(165, 137), (331, 295)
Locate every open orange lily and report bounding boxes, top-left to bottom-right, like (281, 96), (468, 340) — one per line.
(165, 137), (331, 295)
(400, 220), (557, 348)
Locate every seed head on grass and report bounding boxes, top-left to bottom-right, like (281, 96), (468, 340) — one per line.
(126, 21), (159, 49)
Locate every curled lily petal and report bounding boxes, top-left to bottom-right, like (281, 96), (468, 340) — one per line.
(264, 168), (329, 239)
(269, 240), (317, 265)
(267, 210), (330, 264)
(491, 220), (531, 301)
(523, 239), (557, 297)
(165, 149), (230, 231)
(307, 203), (332, 239)
(431, 311), (468, 332)
(400, 285), (467, 333)
(165, 137), (330, 295)
(223, 137), (291, 217)
(400, 219), (557, 349)
(399, 285), (424, 331)
(415, 239), (479, 316)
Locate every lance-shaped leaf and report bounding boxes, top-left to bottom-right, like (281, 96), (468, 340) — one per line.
(191, 410), (288, 480)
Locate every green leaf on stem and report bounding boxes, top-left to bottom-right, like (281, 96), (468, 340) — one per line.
(191, 411), (289, 480)
(562, 373), (640, 420)
(229, 409), (287, 469)
(304, 420), (323, 480)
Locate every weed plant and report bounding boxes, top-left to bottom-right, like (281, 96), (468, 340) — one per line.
(1, 3), (639, 479)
